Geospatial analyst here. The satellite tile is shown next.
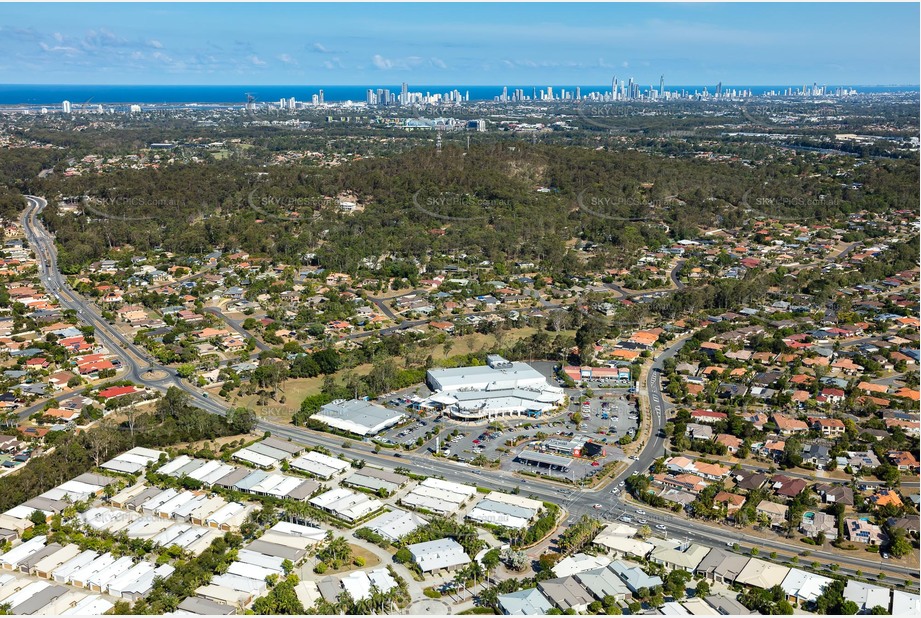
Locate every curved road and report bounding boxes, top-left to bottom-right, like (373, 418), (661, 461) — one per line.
(21, 196), (919, 586)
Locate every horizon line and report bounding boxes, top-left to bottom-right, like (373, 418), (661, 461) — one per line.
(2, 82), (919, 88)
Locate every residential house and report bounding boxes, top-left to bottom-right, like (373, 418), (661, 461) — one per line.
(537, 577), (594, 613)
(799, 511), (838, 541)
(844, 518), (886, 545)
(755, 500), (789, 529)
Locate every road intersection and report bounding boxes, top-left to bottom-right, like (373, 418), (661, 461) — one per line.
(21, 195), (919, 587)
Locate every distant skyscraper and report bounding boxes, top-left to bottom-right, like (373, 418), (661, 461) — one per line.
(401, 82), (408, 105)
(716, 82), (723, 97)
(612, 76), (617, 100)
(659, 75), (665, 97)
(318, 90), (324, 104)
(62, 100), (72, 114)
(576, 86), (581, 100)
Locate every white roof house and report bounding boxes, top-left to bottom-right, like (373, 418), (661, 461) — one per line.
(51, 550), (99, 584)
(340, 568), (397, 601)
(407, 538), (471, 572)
(205, 502), (251, 529)
(155, 455), (194, 476)
(467, 500), (533, 529)
(553, 553), (611, 578)
(363, 509), (427, 542)
(844, 580), (892, 612)
(100, 447), (164, 474)
(734, 558), (791, 590)
(401, 477), (477, 515)
(781, 568), (833, 604)
(891, 590), (921, 615)
(266, 521), (328, 543)
(289, 450), (351, 479)
(87, 555), (135, 592)
(0, 535), (47, 569)
(236, 548), (285, 573)
(60, 595), (115, 615)
(309, 488), (383, 522)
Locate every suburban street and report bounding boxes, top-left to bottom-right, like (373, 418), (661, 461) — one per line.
(20, 194), (921, 587)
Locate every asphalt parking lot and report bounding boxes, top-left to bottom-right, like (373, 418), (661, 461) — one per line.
(408, 388), (638, 482)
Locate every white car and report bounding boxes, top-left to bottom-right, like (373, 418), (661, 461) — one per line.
(593, 504), (602, 509)
(636, 509), (646, 515)
(655, 524), (667, 531)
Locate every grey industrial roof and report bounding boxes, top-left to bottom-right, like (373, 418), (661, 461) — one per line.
(312, 399), (405, 435)
(348, 467), (408, 485)
(241, 442), (291, 461)
(245, 539), (305, 563)
(72, 473), (117, 487)
(124, 487), (163, 509)
(11, 584), (68, 614)
(17, 543), (63, 571)
(284, 479), (320, 501)
(177, 596), (236, 615)
(213, 467), (251, 488)
(260, 437), (303, 455)
(22, 496), (69, 514)
(234, 471), (269, 491)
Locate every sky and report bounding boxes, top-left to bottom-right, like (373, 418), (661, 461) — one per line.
(0, 2), (917, 86)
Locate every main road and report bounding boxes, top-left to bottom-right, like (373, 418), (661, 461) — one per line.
(21, 196), (919, 585)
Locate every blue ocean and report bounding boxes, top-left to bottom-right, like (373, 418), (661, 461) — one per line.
(0, 84), (917, 106)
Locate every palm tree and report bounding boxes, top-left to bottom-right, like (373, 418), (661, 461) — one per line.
(335, 590), (354, 615)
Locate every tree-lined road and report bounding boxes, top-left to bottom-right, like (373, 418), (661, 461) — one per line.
(21, 195), (919, 586)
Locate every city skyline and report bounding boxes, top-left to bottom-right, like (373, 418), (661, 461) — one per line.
(0, 2), (918, 86)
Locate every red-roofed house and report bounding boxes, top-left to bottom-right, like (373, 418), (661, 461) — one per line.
(98, 385), (139, 400)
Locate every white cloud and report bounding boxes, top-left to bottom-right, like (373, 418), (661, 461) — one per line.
(312, 42), (332, 54)
(277, 53), (297, 65)
(371, 54), (426, 71)
(430, 57), (447, 69)
(322, 57), (344, 70)
(372, 54), (392, 70)
(148, 39), (163, 49)
(250, 55), (266, 66)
